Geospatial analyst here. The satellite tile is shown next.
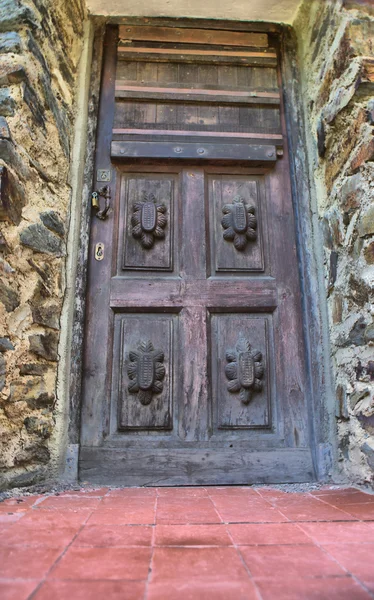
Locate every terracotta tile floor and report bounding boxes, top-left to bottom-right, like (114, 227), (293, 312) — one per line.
(0, 486), (374, 599)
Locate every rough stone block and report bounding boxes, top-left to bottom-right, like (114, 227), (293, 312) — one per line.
(350, 137), (374, 173)
(0, 63), (27, 86)
(31, 304), (60, 330)
(9, 377), (55, 408)
(23, 82), (46, 129)
(20, 222), (64, 256)
(0, 279), (19, 312)
(40, 211), (65, 237)
(14, 444), (50, 466)
(23, 416), (52, 439)
(332, 293), (343, 324)
(361, 440), (374, 471)
(0, 354), (5, 392)
(0, 0), (39, 32)
(0, 88), (15, 117)
(0, 31), (22, 54)
(29, 331), (59, 361)
(324, 108), (366, 191)
(350, 387), (370, 409)
(19, 363), (49, 376)
(0, 116), (10, 140)
(359, 205), (374, 237)
(0, 337), (14, 352)
(364, 241), (374, 264)
(0, 139), (30, 179)
(367, 99), (374, 125)
(365, 322), (374, 343)
(339, 172), (364, 212)
(0, 165), (26, 225)
(337, 315), (367, 347)
(336, 384), (349, 419)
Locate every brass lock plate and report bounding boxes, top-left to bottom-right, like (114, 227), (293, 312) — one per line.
(95, 242), (104, 261)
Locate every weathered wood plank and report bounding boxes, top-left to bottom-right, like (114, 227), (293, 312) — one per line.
(112, 128), (283, 142)
(109, 278), (278, 310)
(118, 25), (269, 48)
(79, 447), (315, 485)
(118, 47), (277, 67)
(112, 17), (282, 35)
(111, 141), (277, 161)
(115, 86), (280, 105)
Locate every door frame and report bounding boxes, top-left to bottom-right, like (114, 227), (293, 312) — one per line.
(65, 18), (336, 482)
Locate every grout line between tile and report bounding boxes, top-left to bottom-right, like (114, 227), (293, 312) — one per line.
(25, 507), (96, 600)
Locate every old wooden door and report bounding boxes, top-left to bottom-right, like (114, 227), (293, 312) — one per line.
(79, 23), (315, 485)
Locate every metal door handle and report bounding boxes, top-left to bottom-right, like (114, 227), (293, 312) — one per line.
(91, 185), (111, 220)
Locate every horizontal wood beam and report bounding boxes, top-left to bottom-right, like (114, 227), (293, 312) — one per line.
(112, 128), (284, 142)
(109, 17), (283, 34)
(118, 47), (277, 67)
(79, 447), (315, 486)
(115, 86), (280, 105)
(119, 25), (269, 48)
(110, 278), (278, 310)
(111, 141), (278, 161)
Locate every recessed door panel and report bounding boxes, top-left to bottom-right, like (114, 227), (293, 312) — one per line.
(112, 313), (176, 430)
(209, 175), (265, 274)
(120, 174), (177, 272)
(211, 314), (272, 430)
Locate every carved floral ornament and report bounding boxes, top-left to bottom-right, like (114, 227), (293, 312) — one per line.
(127, 340), (166, 406)
(225, 338), (264, 405)
(131, 192), (167, 249)
(221, 195), (257, 251)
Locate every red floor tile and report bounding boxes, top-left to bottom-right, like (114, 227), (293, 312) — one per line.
(0, 513), (25, 524)
(49, 546), (152, 580)
(20, 509), (91, 527)
(59, 488), (109, 497)
(157, 487), (208, 498)
(298, 521), (374, 544)
(87, 507), (155, 525)
(0, 580), (40, 600)
(213, 503), (288, 523)
(0, 523), (77, 547)
(36, 496), (101, 510)
(107, 487), (157, 497)
(99, 496), (156, 509)
(323, 543), (374, 591)
(240, 544), (346, 578)
(256, 576), (371, 600)
(314, 492), (374, 506)
(147, 579), (258, 600)
(151, 547), (248, 583)
(275, 500), (356, 522)
(338, 503), (374, 520)
(156, 498), (221, 524)
(155, 524), (232, 546)
(74, 524), (153, 547)
(0, 546), (63, 578)
(207, 486), (259, 494)
(33, 579), (146, 600)
(228, 522), (311, 545)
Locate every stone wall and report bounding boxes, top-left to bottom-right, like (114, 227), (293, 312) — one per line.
(0, 0), (87, 490)
(295, 0), (374, 485)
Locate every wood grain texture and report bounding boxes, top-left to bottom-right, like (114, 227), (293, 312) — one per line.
(118, 47), (277, 67)
(209, 175), (265, 273)
(120, 174), (176, 271)
(80, 447), (315, 485)
(80, 26), (315, 485)
(118, 25), (269, 48)
(111, 141), (277, 161)
(212, 315), (271, 430)
(113, 314), (174, 430)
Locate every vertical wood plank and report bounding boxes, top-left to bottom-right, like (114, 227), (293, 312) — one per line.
(81, 25), (118, 446)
